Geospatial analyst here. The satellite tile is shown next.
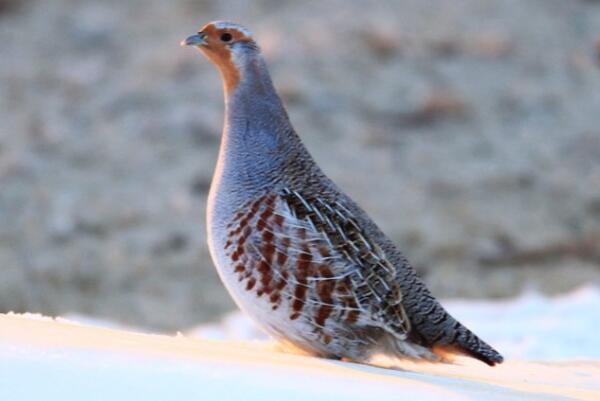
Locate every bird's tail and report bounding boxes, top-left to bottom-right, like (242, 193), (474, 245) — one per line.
(403, 279), (504, 366)
(432, 321), (504, 366)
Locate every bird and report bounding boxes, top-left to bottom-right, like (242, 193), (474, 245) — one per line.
(182, 21), (503, 366)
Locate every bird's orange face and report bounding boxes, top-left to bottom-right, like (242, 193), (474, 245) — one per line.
(182, 21), (256, 93)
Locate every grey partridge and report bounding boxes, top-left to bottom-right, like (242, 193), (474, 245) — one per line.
(182, 21), (503, 366)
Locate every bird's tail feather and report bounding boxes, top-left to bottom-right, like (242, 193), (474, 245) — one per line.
(403, 279), (504, 366)
(433, 323), (504, 366)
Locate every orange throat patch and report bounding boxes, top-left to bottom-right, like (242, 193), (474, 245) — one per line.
(201, 47), (241, 94)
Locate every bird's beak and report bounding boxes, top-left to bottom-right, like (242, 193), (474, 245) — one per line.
(181, 33), (207, 47)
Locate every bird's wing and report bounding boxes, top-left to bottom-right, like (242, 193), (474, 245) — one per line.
(224, 188), (411, 338)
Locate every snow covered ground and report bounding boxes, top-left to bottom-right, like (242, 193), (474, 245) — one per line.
(1, 287), (599, 401)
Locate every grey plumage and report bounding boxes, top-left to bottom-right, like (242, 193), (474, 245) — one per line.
(184, 21), (503, 366)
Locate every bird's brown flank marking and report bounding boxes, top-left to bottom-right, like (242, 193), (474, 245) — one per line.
(262, 229), (274, 243)
(345, 309), (360, 324)
(276, 272), (288, 290)
(276, 249), (288, 266)
(250, 196), (264, 214)
(338, 277), (360, 324)
(318, 245), (331, 258)
(245, 277), (256, 291)
(273, 214), (285, 228)
(290, 245), (312, 320)
(261, 241), (276, 264)
(269, 293), (281, 310)
(257, 206), (273, 231)
(314, 265), (335, 327)
(256, 260), (273, 296)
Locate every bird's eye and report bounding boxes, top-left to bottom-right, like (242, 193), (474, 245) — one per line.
(220, 32), (233, 42)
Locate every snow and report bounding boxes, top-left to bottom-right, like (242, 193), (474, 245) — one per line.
(2, 288), (600, 401)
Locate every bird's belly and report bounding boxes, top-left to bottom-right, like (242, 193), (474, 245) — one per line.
(207, 227), (318, 348)
(205, 190), (376, 360)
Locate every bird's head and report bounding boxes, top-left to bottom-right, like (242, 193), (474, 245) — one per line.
(182, 21), (259, 93)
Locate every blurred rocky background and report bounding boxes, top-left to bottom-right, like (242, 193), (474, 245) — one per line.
(1, 0), (599, 332)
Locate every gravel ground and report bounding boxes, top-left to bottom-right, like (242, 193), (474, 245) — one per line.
(1, 0), (599, 331)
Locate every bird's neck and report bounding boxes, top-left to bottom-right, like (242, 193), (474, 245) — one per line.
(213, 56), (304, 197)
